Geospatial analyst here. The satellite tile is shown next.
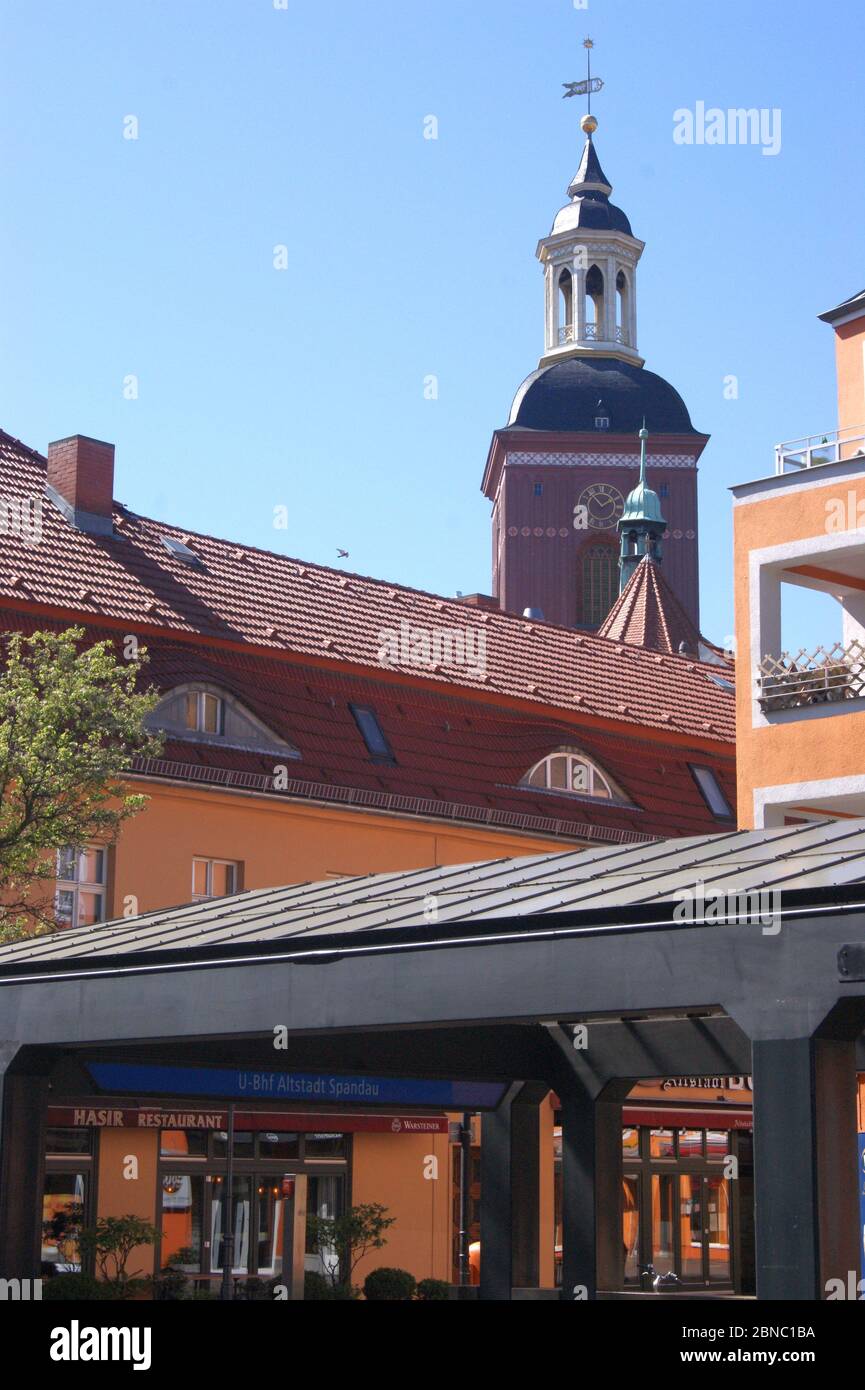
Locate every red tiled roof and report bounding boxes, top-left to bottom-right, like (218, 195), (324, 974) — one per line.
(598, 555), (703, 656)
(3, 613), (734, 841)
(0, 429), (734, 747)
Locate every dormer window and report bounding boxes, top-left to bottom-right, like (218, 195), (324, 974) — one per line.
(521, 750), (619, 800)
(148, 683), (300, 758)
(594, 415), (610, 431)
(185, 690), (224, 736)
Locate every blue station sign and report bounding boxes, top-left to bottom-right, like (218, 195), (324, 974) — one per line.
(86, 1062), (508, 1110)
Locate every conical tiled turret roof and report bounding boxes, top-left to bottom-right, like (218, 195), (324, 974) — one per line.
(598, 554), (701, 656)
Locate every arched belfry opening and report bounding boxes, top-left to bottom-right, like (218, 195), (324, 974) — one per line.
(616, 269), (629, 344)
(558, 268), (574, 343)
(585, 264), (604, 335)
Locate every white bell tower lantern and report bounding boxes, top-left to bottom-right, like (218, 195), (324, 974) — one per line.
(538, 112), (645, 370)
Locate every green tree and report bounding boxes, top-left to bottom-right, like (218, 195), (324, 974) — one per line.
(306, 1202), (396, 1293)
(77, 1214), (162, 1294)
(0, 626), (162, 940)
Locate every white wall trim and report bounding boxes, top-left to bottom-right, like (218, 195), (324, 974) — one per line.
(753, 775), (865, 828)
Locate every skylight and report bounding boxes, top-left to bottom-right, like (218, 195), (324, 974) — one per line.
(690, 765), (733, 820)
(162, 535), (201, 566)
(350, 704), (395, 763)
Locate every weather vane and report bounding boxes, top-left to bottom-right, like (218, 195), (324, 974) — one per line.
(563, 36), (604, 129)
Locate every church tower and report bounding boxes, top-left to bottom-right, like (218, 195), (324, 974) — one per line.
(481, 80), (708, 632)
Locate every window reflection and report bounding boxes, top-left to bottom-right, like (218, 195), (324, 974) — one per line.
(161, 1174), (204, 1271)
(42, 1173), (86, 1272)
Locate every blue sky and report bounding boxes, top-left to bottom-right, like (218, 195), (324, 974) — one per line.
(1, 0), (862, 649)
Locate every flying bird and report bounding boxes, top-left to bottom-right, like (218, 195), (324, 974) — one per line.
(336, 548), (349, 559)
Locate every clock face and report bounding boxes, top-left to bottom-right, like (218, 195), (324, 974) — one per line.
(578, 482), (625, 531)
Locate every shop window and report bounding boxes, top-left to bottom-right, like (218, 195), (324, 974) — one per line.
(706, 1175), (731, 1281)
(679, 1174), (703, 1278)
(613, 1124), (738, 1289)
(212, 1129), (254, 1159)
(305, 1174), (346, 1281)
(622, 1174), (641, 1283)
(255, 1179), (287, 1276)
(622, 1127), (640, 1159)
(678, 1128), (704, 1158)
(210, 1175), (252, 1274)
(154, 1128), (349, 1282)
(259, 1131), (300, 1159)
(652, 1172), (675, 1268)
(54, 846), (106, 928)
(649, 1128), (675, 1158)
(305, 1132), (347, 1159)
(161, 1174), (205, 1272)
(42, 1171), (87, 1273)
(706, 1129), (728, 1159)
(192, 857), (240, 902)
(160, 1129), (208, 1159)
(45, 1127), (93, 1155)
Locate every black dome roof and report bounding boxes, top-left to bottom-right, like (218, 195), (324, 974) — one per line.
(508, 357), (696, 434)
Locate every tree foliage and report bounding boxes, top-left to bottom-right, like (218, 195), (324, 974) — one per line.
(306, 1202), (395, 1291)
(77, 1214), (162, 1290)
(0, 626), (162, 938)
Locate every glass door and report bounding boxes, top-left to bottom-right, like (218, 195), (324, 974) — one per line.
(210, 1175), (252, 1275)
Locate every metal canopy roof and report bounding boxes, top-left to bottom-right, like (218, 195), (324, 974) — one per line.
(2, 820), (865, 971)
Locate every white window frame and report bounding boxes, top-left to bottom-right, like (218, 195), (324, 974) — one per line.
(192, 857), (240, 902)
(521, 751), (617, 800)
(54, 845), (107, 928)
(185, 690), (225, 736)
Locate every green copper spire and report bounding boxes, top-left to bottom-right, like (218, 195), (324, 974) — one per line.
(617, 423), (667, 592)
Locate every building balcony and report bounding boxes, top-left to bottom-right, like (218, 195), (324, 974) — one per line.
(757, 639), (865, 712)
(556, 323), (631, 347)
(774, 426), (865, 475)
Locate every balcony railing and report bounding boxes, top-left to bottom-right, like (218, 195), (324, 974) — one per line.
(757, 640), (865, 712)
(774, 426), (865, 474)
(557, 323), (631, 347)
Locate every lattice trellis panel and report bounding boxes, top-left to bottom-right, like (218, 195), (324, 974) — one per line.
(758, 640), (865, 711)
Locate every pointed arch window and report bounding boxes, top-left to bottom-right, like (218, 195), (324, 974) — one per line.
(521, 750), (618, 800)
(616, 269), (630, 344)
(585, 264), (604, 335)
(558, 268), (574, 344)
(581, 542), (617, 628)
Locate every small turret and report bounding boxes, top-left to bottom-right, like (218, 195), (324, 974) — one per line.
(617, 423), (667, 591)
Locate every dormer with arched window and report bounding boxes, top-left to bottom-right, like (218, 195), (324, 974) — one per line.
(147, 682), (300, 758)
(520, 748), (626, 801)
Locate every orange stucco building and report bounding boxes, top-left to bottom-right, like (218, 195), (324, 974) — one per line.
(733, 288), (865, 827)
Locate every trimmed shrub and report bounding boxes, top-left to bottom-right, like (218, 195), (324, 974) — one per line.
(363, 1267), (417, 1301)
(304, 1271), (332, 1301)
(152, 1265), (188, 1301)
(43, 1273), (108, 1301)
(416, 1278), (451, 1301)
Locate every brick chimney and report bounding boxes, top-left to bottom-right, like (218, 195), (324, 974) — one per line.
(46, 435), (115, 535)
